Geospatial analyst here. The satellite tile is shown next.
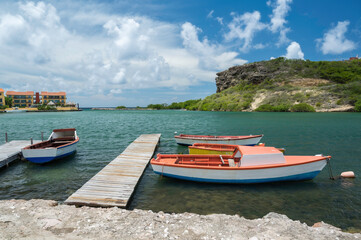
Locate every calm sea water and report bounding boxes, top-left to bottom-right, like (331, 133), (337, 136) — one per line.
(0, 110), (360, 231)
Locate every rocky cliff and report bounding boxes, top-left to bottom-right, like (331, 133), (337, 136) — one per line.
(206, 58), (361, 112)
(216, 62), (277, 92)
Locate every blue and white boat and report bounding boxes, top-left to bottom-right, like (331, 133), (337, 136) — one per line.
(22, 128), (79, 164)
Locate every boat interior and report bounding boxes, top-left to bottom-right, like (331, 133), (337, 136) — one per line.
(153, 153), (329, 168)
(24, 136), (76, 149)
(155, 154), (240, 167)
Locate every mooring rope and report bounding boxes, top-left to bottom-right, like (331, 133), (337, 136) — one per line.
(161, 163), (165, 178)
(220, 155), (225, 165)
(327, 157), (335, 180)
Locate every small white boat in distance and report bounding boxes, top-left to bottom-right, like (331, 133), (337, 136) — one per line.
(22, 128), (79, 164)
(151, 146), (331, 184)
(5, 107), (27, 113)
(174, 134), (263, 146)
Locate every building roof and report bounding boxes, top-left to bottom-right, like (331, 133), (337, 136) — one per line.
(41, 91), (66, 96)
(0, 88), (4, 92)
(6, 91), (34, 95)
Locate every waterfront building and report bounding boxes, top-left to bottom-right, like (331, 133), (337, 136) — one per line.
(0, 89), (5, 107)
(41, 91), (66, 105)
(6, 91), (34, 107)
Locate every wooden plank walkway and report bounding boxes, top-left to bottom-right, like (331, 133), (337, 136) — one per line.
(65, 134), (161, 208)
(0, 140), (41, 168)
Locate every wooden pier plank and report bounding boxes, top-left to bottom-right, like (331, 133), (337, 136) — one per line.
(65, 134), (161, 208)
(0, 140), (41, 169)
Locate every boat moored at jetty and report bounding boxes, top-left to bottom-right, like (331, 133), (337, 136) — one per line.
(22, 128), (79, 164)
(174, 134), (263, 146)
(151, 146), (330, 184)
(188, 143), (285, 155)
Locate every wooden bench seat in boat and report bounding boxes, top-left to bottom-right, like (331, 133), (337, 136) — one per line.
(52, 137), (75, 141)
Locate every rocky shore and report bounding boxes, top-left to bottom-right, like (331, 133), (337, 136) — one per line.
(0, 199), (360, 240)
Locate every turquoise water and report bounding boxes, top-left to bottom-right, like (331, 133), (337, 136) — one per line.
(0, 110), (360, 231)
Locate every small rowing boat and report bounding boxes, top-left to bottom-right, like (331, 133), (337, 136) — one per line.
(22, 128), (79, 164)
(151, 146), (330, 184)
(174, 134), (263, 146)
(188, 143), (285, 155)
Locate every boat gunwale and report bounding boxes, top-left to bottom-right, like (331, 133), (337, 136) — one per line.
(56, 137), (79, 149)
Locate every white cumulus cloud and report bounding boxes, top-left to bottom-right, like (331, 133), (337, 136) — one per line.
(181, 22), (246, 70)
(268, 0), (292, 46)
(284, 41), (304, 59)
(0, 1), (250, 106)
(317, 21), (356, 55)
(224, 11), (266, 52)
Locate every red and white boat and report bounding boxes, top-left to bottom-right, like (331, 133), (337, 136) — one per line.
(151, 146), (330, 184)
(174, 134), (263, 146)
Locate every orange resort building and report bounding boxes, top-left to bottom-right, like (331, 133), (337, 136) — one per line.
(41, 91), (66, 105)
(6, 91), (34, 107)
(5, 91), (67, 107)
(0, 88), (5, 107)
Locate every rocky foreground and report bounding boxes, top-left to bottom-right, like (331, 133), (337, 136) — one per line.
(0, 199), (360, 240)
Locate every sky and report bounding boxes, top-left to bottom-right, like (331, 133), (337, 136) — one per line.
(0, 0), (360, 107)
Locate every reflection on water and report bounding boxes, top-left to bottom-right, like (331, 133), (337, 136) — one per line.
(0, 110), (360, 231)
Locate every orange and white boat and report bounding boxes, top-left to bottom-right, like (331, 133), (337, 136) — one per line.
(188, 143), (285, 155)
(151, 146), (330, 184)
(174, 134), (263, 146)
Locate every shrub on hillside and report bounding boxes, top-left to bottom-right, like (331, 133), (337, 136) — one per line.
(355, 99), (361, 112)
(255, 104), (274, 112)
(291, 103), (315, 112)
(273, 104), (291, 112)
(255, 104), (290, 112)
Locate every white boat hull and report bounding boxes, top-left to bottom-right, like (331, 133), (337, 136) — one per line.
(5, 110), (27, 113)
(175, 136), (263, 146)
(151, 159), (327, 183)
(22, 141), (78, 164)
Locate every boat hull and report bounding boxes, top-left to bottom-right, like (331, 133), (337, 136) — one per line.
(22, 141), (78, 164)
(175, 136), (263, 146)
(5, 110), (27, 113)
(151, 159), (327, 184)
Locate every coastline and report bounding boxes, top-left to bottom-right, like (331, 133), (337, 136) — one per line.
(0, 199), (359, 239)
(87, 107), (357, 112)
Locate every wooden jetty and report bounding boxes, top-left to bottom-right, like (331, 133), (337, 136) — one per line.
(0, 140), (41, 168)
(65, 134), (161, 208)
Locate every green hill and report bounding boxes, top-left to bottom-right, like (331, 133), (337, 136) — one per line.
(148, 57), (361, 112)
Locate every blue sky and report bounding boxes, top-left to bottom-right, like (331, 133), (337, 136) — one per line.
(0, 0), (360, 107)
